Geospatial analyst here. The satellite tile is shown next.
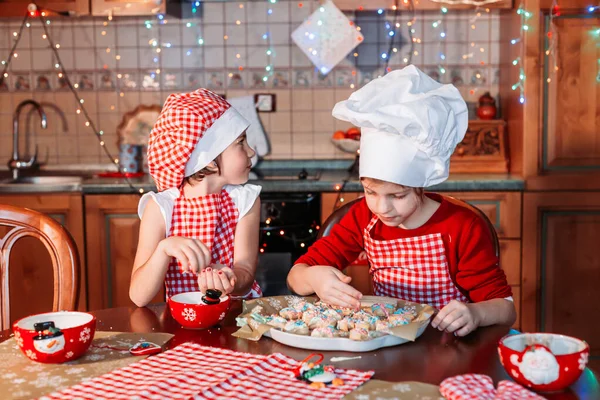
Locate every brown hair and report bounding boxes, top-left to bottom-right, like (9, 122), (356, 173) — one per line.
(184, 157), (220, 186)
(360, 177), (426, 203)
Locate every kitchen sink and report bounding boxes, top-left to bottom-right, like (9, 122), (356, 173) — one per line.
(0, 176), (83, 192)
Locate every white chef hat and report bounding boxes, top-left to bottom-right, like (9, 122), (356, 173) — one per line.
(332, 65), (468, 187)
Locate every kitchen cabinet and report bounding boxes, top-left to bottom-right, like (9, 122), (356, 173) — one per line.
(321, 191), (523, 330)
(84, 194), (164, 311)
(333, 0), (512, 10)
(0, 194), (86, 326)
(0, 0), (89, 16)
(522, 192), (600, 372)
(91, 0), (165, 16)
(497, 0), (600, 372)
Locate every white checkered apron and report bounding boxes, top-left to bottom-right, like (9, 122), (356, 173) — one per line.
(363, 216), (468, 309)
(165, 189), (262, 299)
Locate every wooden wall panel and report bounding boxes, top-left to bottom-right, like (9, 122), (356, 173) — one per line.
(522, 192), (600, 364)
(85, 194), (164, 311)
(544, 16), (600, 171)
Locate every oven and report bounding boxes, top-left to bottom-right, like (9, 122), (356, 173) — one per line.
(251, 169), (322, 296)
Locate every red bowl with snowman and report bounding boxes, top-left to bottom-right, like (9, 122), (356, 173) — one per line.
(168, 290), (230, 329)
(498, 332), (589, 392)
(13, 311), (96, 364)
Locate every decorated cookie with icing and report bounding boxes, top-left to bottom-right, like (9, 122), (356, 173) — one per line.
(284, 320), (309, 335)
(279, 307), (302, 320)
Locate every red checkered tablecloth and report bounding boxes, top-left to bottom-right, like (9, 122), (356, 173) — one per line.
(40, 343), (269, 399)
(440, 374), (545, 400)
(40, 343), (374, 400)
(195, 352), (374, 400)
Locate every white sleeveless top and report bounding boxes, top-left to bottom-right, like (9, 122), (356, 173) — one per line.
(138, 184), (262, 236)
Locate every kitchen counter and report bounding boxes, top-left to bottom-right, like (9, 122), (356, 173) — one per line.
(0, 172), (525, 194)
(0, 161), (525, 194)
(80, 172), (524, 194)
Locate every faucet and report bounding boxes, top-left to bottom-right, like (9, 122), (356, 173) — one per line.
(8, 100), (47, 180)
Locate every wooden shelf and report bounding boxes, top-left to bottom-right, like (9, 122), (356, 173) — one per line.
(451, 120), (509, 174)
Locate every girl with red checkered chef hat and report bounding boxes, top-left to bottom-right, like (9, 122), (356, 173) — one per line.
(130, 89), (262, 307)
(288, 66), (516, 336)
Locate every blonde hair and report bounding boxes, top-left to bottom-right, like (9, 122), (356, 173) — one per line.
(360, 177), (425, 203)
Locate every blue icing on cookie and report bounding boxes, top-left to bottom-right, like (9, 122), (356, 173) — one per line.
(250, 313), (269, 324)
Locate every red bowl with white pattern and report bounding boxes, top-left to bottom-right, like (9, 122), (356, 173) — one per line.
(168, 291), (230, 329)
(12, 311), (96, 364)
(498, 333), (589, 392)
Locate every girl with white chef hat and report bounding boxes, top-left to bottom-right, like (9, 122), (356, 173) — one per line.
(288, 65), (516, 336)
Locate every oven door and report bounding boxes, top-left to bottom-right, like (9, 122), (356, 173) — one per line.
(254, 193), (321, 296)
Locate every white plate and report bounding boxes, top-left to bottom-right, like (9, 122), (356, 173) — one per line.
(264, 322), (429, 352)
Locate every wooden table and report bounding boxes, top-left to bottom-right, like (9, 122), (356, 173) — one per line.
(2, 302), (598, 399)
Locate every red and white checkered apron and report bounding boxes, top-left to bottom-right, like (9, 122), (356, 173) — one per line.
(165, 189), (262, 299)
(363, 216), (468, 309)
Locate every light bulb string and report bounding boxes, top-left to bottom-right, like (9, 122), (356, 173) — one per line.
(382, 0), (402, 73)
(405, 0), (416, 66)
(545, 0), (559, 79)
(39, 11), (141, 193)
(0, 12), (29, 82)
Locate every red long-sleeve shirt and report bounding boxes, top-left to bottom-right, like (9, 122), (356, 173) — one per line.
(296, 193), (512, 302)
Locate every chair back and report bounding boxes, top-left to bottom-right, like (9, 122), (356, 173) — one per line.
(0, 205), (80, 330)
(442, 195), (500, 257)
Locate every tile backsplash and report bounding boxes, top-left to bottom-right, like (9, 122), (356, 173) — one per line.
(0, 2), (500, 166)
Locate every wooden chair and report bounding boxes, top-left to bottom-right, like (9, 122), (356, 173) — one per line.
(318, 194), (500, 294)
(0, 204), (80, 330)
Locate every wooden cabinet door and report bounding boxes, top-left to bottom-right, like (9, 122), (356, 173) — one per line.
(85, 194), (164, 311)
(525, 14), (600, 190)
(91, 0), (165, 16)
(0, 0), (89, 16)
(0, 194), (85, 324)
(523, 192), (600, 372)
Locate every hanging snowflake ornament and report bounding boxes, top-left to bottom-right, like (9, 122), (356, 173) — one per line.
(291, 0), (363, 75)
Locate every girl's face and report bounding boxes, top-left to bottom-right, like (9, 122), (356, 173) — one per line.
(219, 131), (256, 185)
(362, 178), (421, 227)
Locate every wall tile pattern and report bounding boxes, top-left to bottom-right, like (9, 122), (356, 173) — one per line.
(0, 3), (500, 165)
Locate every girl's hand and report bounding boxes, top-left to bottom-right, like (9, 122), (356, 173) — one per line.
(198, 264), (237, 295)
(159, 236), (211, 273)
(308, 266), (362, 309)
(431, 300), (481, 337)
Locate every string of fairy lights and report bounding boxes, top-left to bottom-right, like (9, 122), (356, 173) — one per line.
(510, 2), (531, 104)
(591, 6), (600, 82)
(546, 3), (600, 84)
(1, 0), (519, 201)
(544, 0), (558, 84)
(0, 7), (144, 193)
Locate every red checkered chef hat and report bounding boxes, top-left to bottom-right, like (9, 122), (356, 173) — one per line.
(147, 89), (250, 191)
